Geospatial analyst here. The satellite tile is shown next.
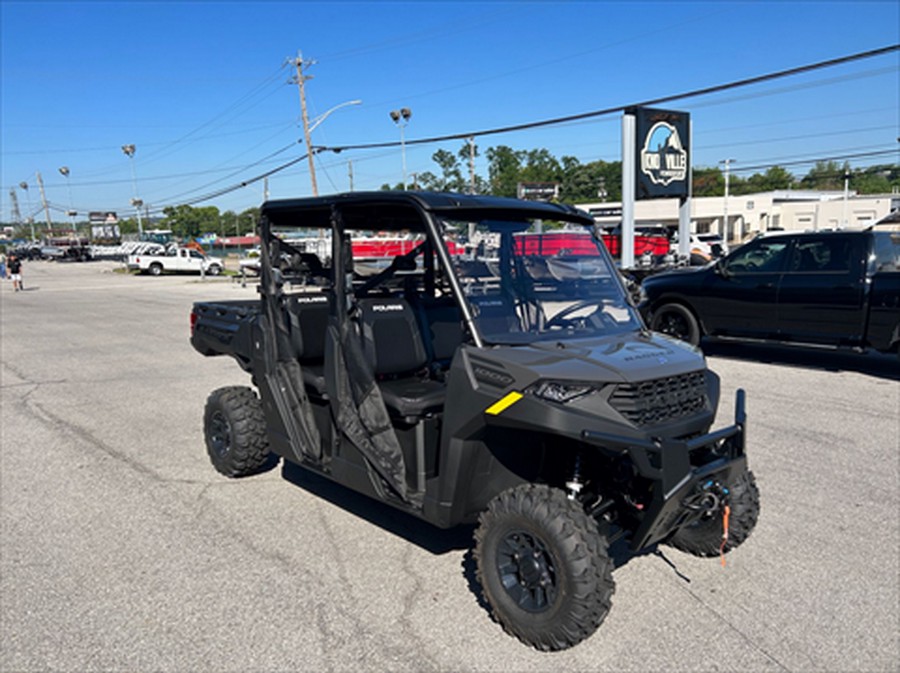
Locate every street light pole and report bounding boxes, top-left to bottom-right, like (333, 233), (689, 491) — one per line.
(58, 166), (76, 228)
(303, 98), (363, 196)
(390, 108), (412, 190)
(121, 144), (143, 235)
(308, 99), (362, 135)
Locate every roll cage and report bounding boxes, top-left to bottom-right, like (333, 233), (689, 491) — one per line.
(257, 191), (636, 348)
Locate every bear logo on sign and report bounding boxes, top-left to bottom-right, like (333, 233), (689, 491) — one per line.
(640, 122), (687, 186)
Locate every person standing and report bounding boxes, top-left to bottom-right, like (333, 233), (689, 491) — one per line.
(8, 253), (23, 292)
(0, 248), (6, 280)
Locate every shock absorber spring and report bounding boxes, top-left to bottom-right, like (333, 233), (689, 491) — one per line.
(566, 452), (584, 500)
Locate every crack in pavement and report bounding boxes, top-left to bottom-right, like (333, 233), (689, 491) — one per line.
(674, 579), (791, 672)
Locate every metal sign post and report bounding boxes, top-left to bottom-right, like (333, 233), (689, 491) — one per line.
(621, 114), (636, 270)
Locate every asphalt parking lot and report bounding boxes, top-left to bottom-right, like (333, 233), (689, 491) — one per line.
(1, 260), (898, 672)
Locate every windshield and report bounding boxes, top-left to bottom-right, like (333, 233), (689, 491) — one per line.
(441, 217), (642, 344)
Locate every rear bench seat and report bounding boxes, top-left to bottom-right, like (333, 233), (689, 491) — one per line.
(285, 292), (330, 398)
(286, 293), (450, 418)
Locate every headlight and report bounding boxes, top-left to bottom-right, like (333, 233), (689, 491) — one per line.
(528, 380), (600, 403)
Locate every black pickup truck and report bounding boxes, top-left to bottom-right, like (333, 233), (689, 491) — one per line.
(190, 192), (758, 650)
(640, 227), (900, 355)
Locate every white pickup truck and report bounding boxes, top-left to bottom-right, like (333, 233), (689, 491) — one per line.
(127, 246), (223, 276)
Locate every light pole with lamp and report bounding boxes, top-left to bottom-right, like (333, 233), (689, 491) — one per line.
(121, 144), (144, 235)
(390, 108), (412, 190)
(301, 99), (362, 196)
(58, 166), (77, 229)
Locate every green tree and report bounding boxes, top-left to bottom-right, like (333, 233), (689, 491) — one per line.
(559, 158), (621, 203)
(520, 148), (562, 184)
(457, 141), (488, 194)
(850, 164), (898, 194)
(238, 207), (260, 235)
(692, 167), (723, 196)
(800, 161), (848, 191)
(117, 217), (140, 236)
(486, 145), (525, 197)
(746, 166), (795, 192)
(160, 204), (221, 240)
(430, 148), (466, 191)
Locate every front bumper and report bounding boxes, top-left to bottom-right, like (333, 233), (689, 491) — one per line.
(581, 389), (747, 550)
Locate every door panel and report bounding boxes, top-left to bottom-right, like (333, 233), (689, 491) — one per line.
(776, 235), (867, 344)
(699, 237), (789, 337)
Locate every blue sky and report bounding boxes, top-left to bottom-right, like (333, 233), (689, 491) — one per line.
(1, 1), (898, 223)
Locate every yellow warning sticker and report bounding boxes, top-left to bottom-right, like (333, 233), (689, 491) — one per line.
(484, 391), (523, 416)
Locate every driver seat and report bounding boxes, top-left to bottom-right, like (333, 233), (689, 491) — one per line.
(357, 298), (446, 420)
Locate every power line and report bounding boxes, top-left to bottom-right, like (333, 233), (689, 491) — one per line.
(727, 148), (900, 174)
(323, 45), (900, 153)
(18, 45), (896, 216)
(1, 121), (296, 156)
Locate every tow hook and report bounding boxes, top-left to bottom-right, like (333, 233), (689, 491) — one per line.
(684, 479), (730, 514)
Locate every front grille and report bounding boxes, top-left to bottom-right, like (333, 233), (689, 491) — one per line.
(610, 371), (708, 426)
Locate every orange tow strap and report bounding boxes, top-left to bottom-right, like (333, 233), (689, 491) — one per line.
(719, 504), (731, 567)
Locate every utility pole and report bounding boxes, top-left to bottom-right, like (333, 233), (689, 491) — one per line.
(291, 51), (319, 196)
(9, 189), (22, 227)
(468, 136), (476, 194)
(841, 168), (851, 229)
(18, 182), (36, 241)
(348, 160), (354, 192)
(264, 177), (270, 201)
(35, 171), (53, 231)
(719, 159), (734, 243)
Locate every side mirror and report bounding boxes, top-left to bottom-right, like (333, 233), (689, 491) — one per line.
(714, 259), (730, 277)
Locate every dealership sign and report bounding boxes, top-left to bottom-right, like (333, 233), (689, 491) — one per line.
(633, 107), (690, 199)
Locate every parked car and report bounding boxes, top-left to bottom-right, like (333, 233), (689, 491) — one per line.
(697, 233), (728, 256)
(639, 228), (900, 355)
(127, 245), (222, 276)
(601, 223), (671, 259)
(669, 233), (728, 259)
(190, 192), (758, 651)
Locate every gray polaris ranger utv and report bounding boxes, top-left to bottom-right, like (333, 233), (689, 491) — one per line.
(190, 192), (759, 651)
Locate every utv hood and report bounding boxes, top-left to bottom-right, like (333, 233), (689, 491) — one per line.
(486, 332), (704, 385)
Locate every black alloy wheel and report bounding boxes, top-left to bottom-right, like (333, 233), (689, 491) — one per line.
(495, 529), (558, 612)
(207, 410), (232, 461)
(651, 303), (701, 345)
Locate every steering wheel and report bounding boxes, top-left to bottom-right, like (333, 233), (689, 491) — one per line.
(545, 299), (609, 330)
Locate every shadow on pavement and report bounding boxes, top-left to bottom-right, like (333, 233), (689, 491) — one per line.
(702, 340), (900, 381)
(281, 460), (474, 555)
(281, 460), (679, 617)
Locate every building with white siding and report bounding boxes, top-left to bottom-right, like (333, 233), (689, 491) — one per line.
(577, 190), (899, 244)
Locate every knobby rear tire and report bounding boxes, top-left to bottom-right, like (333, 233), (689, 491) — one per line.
(203, 386), (273, 477)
